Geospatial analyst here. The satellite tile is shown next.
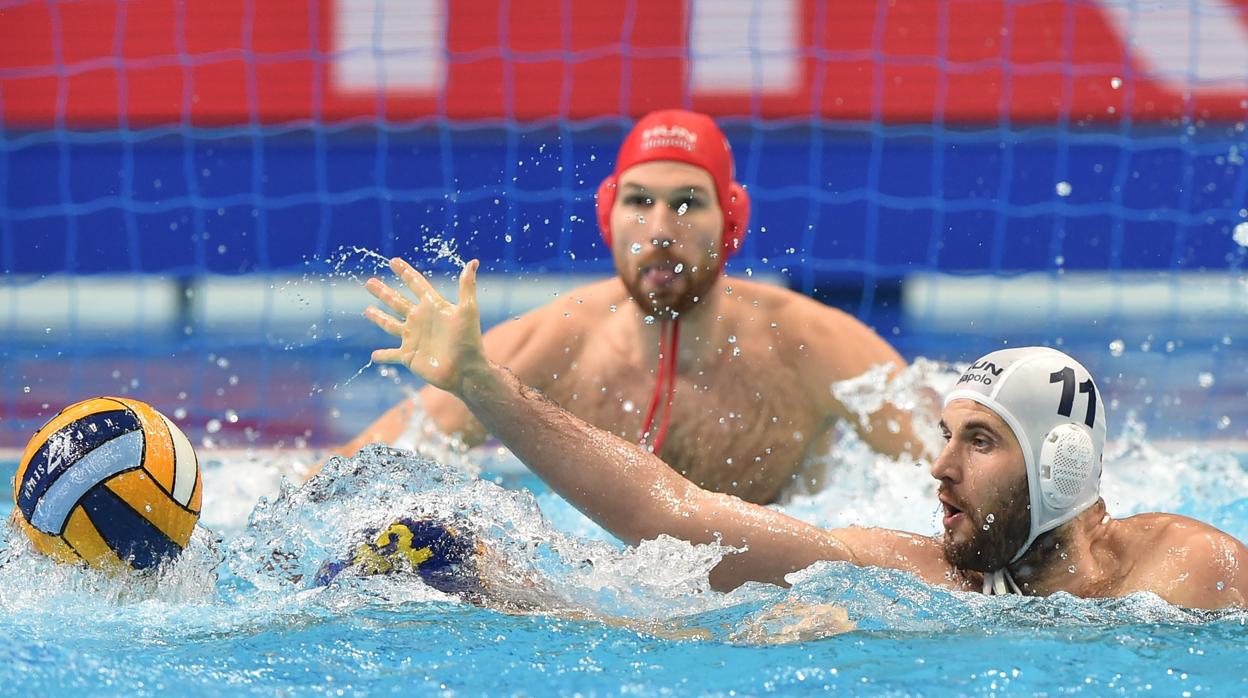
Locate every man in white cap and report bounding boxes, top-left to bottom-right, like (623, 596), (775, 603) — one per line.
(361, 258), (1248, 609)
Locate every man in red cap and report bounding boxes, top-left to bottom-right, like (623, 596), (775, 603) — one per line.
(339, 109), (925, 504)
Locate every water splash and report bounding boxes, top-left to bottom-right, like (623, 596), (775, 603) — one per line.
(0, 522), (223, 615)
(828, 357), (956, 458)
(331, 359), (374, 393)
(229, 445), (739, 619)
(421, 236), (467, 268)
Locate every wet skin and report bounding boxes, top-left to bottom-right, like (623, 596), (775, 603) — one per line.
(341, 162), (923, 504)
(362, 259), (1248, 609)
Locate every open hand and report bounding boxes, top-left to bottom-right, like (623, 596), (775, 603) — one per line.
(364, 258), (485, 396)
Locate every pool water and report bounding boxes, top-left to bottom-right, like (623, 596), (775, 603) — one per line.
(2, 358), (1248, 696)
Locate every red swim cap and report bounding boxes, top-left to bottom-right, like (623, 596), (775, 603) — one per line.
(595, 110), (750, 267)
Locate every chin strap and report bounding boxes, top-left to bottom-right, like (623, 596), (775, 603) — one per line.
(982, 568), (1022, 595)
(639, 318), (681, 454)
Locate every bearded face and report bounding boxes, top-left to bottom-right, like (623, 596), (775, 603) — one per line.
(940, 469), (1032, 572)
(609, 161), (725, 318)
(617, 239), (723, 317)
(934, 400), (1035, 573)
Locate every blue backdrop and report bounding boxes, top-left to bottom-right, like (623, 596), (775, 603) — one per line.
(6, 123), (1245, 287)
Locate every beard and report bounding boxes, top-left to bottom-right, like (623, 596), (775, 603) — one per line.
(941, 472), (1032, 573)
(618, 251), (722, 318)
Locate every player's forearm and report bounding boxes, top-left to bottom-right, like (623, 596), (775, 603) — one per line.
(455, 361), (868, 592)
(456, 360), (703, 545)
(419, 385), (488, 446)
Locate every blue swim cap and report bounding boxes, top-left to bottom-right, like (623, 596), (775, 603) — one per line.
(314, 517), (484, 596)
(944, 347), (1107, 563)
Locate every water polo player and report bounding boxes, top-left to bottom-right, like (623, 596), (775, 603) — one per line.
(338, 109), (925, 505)
(313, 517), (489, 601)
(362, 259), (1248, 609)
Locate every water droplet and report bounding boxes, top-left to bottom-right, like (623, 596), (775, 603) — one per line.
(643, 315), (656, 325)
(145, 504), (152, 513)
(982, 524), (990, 530)
(985, 513), (996, 523)
(1217, 416), (1231, 430)
(1217, 581), (1226, 590)
(22, 386), (31, 394)
(1055, 181), (1072, 197)
(1109, 339), (1124, 357)
(1198, 372), (1214, 388)
(673, 263), (684, 274)
(609, 305), (618, 313)
(727, 335), (737, 344)
(173, 407), (187, 420)
(1233, 222), (1248, 247)
(622, 400), (635, 413)
(206, 419), (222, 434)
(630, 242), (643, 254)
(429, 358), (440, 368)
(1110, 76), (1122, 89)
(677, 202), (688, 216)
(1068, 565), (1077, 573)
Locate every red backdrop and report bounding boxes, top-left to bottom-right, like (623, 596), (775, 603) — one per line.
(1, 0), (1246, 127)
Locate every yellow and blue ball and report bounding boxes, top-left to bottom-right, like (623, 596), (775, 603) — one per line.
(12, 397), (202, 571)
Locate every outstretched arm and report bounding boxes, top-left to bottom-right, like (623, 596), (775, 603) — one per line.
(364, 258), (952, 591)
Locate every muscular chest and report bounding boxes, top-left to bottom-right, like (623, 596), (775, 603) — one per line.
(541, 348), (827, 502)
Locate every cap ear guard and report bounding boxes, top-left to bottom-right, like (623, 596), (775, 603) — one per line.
(595, 175), (619, 248)
(594, 176), (750, 262)
(1037, 423), (1098, 510)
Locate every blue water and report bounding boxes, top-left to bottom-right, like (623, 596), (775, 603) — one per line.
(2, 383), (1247, 697)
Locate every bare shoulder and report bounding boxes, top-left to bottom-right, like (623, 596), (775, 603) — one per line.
(726, 276), (904, 380)
(1115, 513), (1248, 609)
(724, 278), (854, 341)
(482, 277), (625, 362)
(724, 276), (840, 317)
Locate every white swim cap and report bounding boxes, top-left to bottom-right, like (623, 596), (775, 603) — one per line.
(944, 346), (1106, 563)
